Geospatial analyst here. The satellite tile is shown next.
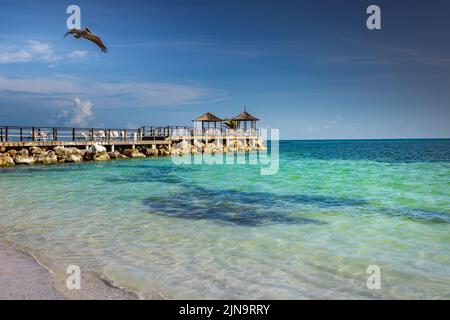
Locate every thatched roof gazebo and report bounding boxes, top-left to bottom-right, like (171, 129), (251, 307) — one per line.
(232, 110), (259, 131)
(193, 112), (223, 130)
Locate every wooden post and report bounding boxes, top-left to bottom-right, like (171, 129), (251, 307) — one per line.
(5, 127), (8, 142)
(31, 127), (35, 141)
(72, 128), (76, 142)
(20, 128), (23, 141)
(0, 128), (3, 142)
(55, 128), (58, 141)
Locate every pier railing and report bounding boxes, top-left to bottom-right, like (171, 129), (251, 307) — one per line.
(0, 125), (262, 144)
(0, 126), (144, 143)
(140, 126), (190, 140)
(168, 127), (261, 139)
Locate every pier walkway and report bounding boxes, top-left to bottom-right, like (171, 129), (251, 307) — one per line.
(0, 125), (262, 150)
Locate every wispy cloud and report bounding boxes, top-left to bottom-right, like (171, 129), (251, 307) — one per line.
(94, 82), (214, 106)
(0, 49), (33, 63)
(114, 38), (450, 68)
(0, 75), (227, 108)
(67, 50), (89, 59)
(373, 43), (450, 67)
(0, 76), (79, 94)
(0, 40), (61, 64)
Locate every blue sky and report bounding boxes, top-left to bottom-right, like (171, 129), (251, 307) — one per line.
(0, 0), (449, 139)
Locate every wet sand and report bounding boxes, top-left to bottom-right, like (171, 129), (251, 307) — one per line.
(0, 243), (138, 300)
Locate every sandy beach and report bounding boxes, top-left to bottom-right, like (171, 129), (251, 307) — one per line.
(0, 244), (65, 299)
(0, 243), (138, 300)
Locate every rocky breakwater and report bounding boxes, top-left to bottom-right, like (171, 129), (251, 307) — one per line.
(0, 140), (266, 167)
(0, 144), (159, 167)
(0, 146), (83, 166)
(170, 139), (267, 156)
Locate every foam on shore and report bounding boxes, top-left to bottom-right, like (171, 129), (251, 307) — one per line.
(0, 242), (140, 300)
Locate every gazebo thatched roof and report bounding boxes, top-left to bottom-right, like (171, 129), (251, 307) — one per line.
(232, 111), (259, 121)
(193, 112), (223, 122)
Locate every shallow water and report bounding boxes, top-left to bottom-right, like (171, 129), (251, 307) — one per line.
(0, 139), (449, 299)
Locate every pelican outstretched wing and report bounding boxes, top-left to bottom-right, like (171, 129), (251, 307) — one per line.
(82, 33), (108, 53)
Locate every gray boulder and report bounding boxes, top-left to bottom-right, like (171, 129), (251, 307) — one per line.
(84, 145), (108, 161)
(14, 157), (35, 165)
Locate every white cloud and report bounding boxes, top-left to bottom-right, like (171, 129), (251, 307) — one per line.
(57, 97), (94, 127)
(0, 49), (33, 63)
(0, 40), (61, 64)
(71, 97), (94, 126)
(28, 40), (61, 62)
(67, 50), (89, 59)
(28, 40), (51, 54)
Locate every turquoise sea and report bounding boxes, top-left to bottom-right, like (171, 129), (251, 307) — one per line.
(0, 139), (449, 299)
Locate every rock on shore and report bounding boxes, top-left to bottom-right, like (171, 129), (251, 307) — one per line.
(0, 153), (15, 167)
(123, 149), (146, 158)
(0, 140), (266, 167)
(84, 145), (110, 161)
(54, 146), (84, 163)
(145, 148), (159, 157)
(14, 157), (35, 165)
(30, 147), (58, 164)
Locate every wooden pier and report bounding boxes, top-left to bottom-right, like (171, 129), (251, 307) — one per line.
(0, 125), (262, 150)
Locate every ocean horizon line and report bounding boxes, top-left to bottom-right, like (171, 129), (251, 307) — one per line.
(278, 137), (450, 142)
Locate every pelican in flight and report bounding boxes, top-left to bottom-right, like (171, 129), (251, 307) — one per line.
(64, 28), (108, 53)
